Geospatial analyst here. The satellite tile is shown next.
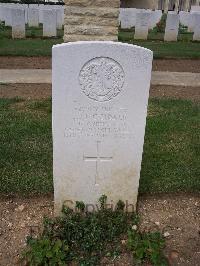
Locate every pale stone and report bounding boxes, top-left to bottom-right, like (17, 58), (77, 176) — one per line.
(43, 9), (57, 37)
(188, 12), (200, 32)
(52, 41), (153, 215)
(56, 8), (64, 29)
(119, 8), (137, 29)
(193, 13), (200, 40)
(134, 12), (151, 40)
(28, 8), (39, 27)
(149, 10), (162, 29)
(179, 11), (190, 27)
(164, 13), (179, 41)
(64, 0), (119, 42)
(39, 4), (44, 24)
(4, 7), (12, 26)
(12, 8), (25, 39)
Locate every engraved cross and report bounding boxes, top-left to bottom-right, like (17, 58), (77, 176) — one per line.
(83, 141), (113, 186)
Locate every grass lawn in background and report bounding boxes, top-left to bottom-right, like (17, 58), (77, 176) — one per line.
(0, 23), (200, 58)
(0, 97), (199, 195)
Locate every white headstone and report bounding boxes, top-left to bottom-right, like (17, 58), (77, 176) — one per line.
(39, 4), (44, 24)
(43, 9), (57, 37)
(134, 12), (151, 40)
(119, 8), (137, 29)
(193, 13), (200, 40)
(52, 41), (153, 215)
(56, 8), (63, 29)
(164, 13), (179, 41)
(188, 12), (200, 32)
(149, 10), (162, 29)
(28, 7), (39, 27)
(12, 8), (25, 39)
(179, 11), (190, 27)
(4, 7), (12, 26)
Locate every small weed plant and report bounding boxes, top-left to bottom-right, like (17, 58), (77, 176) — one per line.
(22, 196), (167, 265)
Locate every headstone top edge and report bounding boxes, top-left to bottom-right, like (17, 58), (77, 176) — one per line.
(52, 41), (153, 58)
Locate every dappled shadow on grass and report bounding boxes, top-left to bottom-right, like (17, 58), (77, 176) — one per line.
(0, 98), (199, 195)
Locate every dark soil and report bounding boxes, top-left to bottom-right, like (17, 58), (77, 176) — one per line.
(0, 83), (199, 102)
(0, 194), (199, 265)
(0, 57), (200, 73)
(0, 56), (52, 69)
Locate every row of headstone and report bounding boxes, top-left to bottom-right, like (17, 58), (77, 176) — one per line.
(119, 8), (162, 30)
(120, 8), (200, 41)
(0, 3), (64, 38)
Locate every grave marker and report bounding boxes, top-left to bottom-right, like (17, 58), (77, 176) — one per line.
(28, 7), (39, 27)
(164, 13), (179, 41)
(52, 41), (153, 215)
(43, 9), (57, 37)
(193, 13), (200, 40)
(134, 12), (151, 40)
(12, 8), (25, 39)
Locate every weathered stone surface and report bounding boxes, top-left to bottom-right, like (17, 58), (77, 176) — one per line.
(64, 0), (119, 8)
(64, 0), (119, 42)
(64, 15), (118, 27)
(52, 41), (153, 215)
(64, 25), (118, 36)
(64, 7), (119, 19)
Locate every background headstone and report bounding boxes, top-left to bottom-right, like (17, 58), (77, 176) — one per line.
(149, 10), (162, 29)
(43, 9), (57, 37)
(119, 8), (137, 29)
(64, 0), (120, 42)
(28, 7), (39, 27)
(179, 11), (190, 27)
(4, 7), (12, 26)
(193, 13), (200, 40)
(164, 13), (179, 41)
(12, 8), (25, 39)
(134, 12), (151, 40)
(56, 8), (64, 29)
(52, 41), (153, 215)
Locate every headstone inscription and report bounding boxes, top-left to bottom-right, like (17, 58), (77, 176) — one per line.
(134, 12), (151, 40)
(12, 8), (25, 39)
(52, 41), (153, 215)
(164, 13), (179, 41)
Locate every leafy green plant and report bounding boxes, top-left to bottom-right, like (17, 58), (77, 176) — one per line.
(22, 196), (139, 265)
(23, 237), (69, 266)
(127, 229), (167, 265)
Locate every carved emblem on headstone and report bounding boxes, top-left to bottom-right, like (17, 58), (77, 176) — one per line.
(79, 57), (125, 102)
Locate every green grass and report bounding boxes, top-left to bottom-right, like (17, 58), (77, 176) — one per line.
(0, 23), (200, 58)
(0, 97), (199, 195)
(119, 30), (200, 59)
(0, 38), (62, 56)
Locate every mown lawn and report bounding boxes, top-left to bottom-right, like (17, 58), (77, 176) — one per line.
(119, 30), (200, 59)
(0, 23), (200, 58)
(0, 97), (199, 195)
